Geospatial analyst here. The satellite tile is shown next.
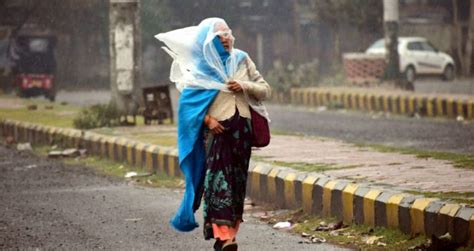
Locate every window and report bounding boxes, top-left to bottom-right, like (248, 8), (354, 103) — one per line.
(407, 42), (422, 51)
(28, 39), (49, 53)
(420, 41), (436, 52)
(368, 39), (385, 50)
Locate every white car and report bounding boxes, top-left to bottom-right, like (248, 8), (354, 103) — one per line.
(365, 37), (455, 83)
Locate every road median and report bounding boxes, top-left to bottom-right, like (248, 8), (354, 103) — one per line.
(281, 87), (474, 120)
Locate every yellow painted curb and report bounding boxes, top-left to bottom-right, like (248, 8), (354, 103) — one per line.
(126, 141), (135, 165)
(322, 180), (338, 217)
(168, 149), (179, 177)
(135, 143), (147, 168)
(439, 203), (461, 234)
(251, 165), (264, 197)
(363, 189), (382, 226)
(116, 138), (128, 161)
(410, 198), (438, 234)
(342, 183), (358, 223)
(302, 176), (319, 213)
(283, 173), (297, 208)
(146, 145), (159, 172)
(386, 194), (407, 228)
(267, 169), (280, 202)
(157, 147), (166, 173)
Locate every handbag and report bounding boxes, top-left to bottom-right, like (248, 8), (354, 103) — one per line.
(244, 58), (270, 147)
(250, 107), (270, 147)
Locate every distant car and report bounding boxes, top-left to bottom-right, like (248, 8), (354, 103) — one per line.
(365, 37), (455, 83)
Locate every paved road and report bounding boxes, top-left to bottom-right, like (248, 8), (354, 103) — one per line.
(56, 90), (474, 154)
(267, 104), (474, 154)
(415, 77), (474, 95)
(0, 146), (348, 250)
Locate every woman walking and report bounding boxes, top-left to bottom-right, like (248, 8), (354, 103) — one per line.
(156, 18), (271, 250)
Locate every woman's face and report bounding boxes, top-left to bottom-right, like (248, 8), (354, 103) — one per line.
(214, 22), (233, 51)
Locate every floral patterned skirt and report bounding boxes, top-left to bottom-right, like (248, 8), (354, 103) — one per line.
(201, 110), (252, 240)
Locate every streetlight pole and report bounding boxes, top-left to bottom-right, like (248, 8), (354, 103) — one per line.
(109, 0), (142, 125)
(383, 0), (403, 89)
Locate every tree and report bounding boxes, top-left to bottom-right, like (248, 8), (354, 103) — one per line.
(452, 0), (474, 76)
(309, 0), (383, 73)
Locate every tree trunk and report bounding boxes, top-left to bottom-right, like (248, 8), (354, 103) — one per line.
(452, 0), (466, 76)
(293, 0), (302, 63)
(383, 0), (402, 88)
(464, 0), (474, 76)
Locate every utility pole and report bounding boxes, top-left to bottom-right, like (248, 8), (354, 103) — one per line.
(109, 0), (142, 125)
(383, 0), (403, 89)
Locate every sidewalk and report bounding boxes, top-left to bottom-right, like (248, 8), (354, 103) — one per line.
(95, 125), (474, 195)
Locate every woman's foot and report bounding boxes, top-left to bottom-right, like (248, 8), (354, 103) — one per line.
(213, 239), (223, 251)
(222, 239), (238, 251)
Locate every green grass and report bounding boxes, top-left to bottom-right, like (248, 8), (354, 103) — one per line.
(33, 145), (183, 188)
(0, 98), (80, 128)
(92, 127), (177, 147)
(355, 143), (474, 170)
(407, 190), (474, 205)
(252, 156), (362, 172)
(0, 95), (177, 146)
(132, 133), (177, 146)
(269, 209), (427, 250)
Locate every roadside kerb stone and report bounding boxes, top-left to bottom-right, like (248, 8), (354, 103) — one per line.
(1, 118), (474, 247)
(398, 195), (421, 234)
(275, 169), (292, 208)
(424, 201), (453, 237)
(374, 191), (402, 228)
(312, 176), (331, 215)
(410, 198), (440, 235)
(453, 207), (474, 245)
(286, 88), (474, 120)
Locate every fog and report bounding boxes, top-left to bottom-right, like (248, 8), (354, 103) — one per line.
(0, 0), (465, 94)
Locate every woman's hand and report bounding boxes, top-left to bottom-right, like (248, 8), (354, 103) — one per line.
(205, 116), (225, 134)
(227, 80), (242, 93)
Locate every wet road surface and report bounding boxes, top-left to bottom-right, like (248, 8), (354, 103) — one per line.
(56, 89), (474, 154)
(267, 104), (474, 154)
(0, 146), (349, 250)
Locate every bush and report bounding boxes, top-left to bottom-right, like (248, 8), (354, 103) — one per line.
(73, 103), (121, 129)
(266, 59), (320, 93)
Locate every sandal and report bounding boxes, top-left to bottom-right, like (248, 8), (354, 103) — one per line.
(213, 239), (223, 251)
(222, 241), (238, 251)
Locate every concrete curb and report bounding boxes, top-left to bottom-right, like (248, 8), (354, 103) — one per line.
(1, 118), (473, 247)
(287, 88), (474, 120)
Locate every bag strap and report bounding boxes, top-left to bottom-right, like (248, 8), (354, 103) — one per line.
(244, 57), (251, 79)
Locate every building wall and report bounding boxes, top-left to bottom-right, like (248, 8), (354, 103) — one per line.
(400, 23), (453, 53)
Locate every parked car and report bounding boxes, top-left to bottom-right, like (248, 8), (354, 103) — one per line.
(365, 37), (455, 83)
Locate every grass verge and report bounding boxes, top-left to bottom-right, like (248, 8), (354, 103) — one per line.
(252, 156), (362, 172)
(0, 96), (80, 128)
(92, 127), (177, 147)
(33, 145), (183, 189)
(407, 190), (474, 205)
(263, 208), (428, 251)
(355, 143), (474, 170)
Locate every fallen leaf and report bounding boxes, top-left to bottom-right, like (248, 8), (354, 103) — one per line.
(377, 242), (387, 247)
(366, 236), (383, 245)
(273, 221), (291, 229)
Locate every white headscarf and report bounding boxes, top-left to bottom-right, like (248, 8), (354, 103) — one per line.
(155, 18), (246, 92)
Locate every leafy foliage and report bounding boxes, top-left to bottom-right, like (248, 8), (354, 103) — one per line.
(311, 0), (383, 33)
(266, 59), (320, 93)
(73, 103), (121, 129)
